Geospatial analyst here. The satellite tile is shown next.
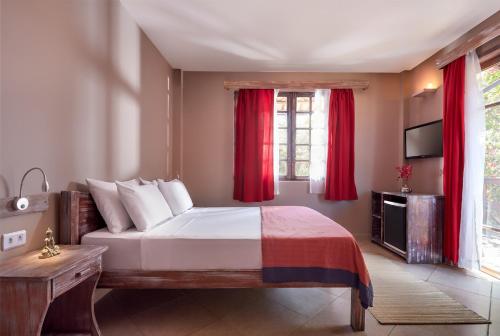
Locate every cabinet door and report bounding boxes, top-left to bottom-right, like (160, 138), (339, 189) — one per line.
(383, 201), (407, 253)
(406, 197), (443, 263)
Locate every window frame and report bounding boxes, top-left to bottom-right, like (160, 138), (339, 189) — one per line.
(479, 61), (500, 278)
(483, 77), (500, 110)
(277, 91), (314, 181)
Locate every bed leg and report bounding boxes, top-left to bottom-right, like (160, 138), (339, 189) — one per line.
(350, 288), (365, 331)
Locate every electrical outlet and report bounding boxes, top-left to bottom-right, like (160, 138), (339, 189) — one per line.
(2, 230), (27, 251)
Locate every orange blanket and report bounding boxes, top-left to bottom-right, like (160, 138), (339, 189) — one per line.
(261, 206), (373, 308)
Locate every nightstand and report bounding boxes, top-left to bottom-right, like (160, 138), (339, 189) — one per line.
(0, 245), (107, 336)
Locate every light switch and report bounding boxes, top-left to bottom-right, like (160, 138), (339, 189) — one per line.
(2, 230), (27, 251)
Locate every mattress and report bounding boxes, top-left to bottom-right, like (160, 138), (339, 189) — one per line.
(81, 207), (262, 271)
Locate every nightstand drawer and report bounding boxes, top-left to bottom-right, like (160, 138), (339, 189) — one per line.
(52, 256), (101, 299)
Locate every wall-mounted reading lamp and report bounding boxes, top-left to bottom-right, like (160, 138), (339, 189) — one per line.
(14, 167), (50, 211)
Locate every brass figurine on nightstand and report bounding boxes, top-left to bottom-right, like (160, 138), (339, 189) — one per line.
(40, 228), (60, 258)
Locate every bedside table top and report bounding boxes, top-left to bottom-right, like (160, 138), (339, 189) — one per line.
(0, 245), (107, 280)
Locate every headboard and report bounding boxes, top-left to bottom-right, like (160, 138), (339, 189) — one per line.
(59, 191), (105, 245)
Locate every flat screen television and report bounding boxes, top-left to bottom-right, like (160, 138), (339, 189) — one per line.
(404, 120), (443, 159)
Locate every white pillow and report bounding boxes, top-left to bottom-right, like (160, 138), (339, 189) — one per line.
(86, 178), (139, 233)
(139, 177), (165, 185)
(158, 179), (193, 216)
(139, 177), (164, 185)
(116, 182), (173, 231)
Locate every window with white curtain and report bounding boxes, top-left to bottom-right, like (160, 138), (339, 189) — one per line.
(480, 62), (500, 276)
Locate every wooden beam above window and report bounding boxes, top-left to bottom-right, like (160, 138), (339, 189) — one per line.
(223, 80), (369, 90)
(477, 36), (500, 69)
(435, 11), (500, 69)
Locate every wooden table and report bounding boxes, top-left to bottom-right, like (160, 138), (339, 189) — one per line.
(0, 245), (107, 336)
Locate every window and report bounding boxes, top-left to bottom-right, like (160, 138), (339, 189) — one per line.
(277, 92), (315, 180)
(481, 63), (500, 277)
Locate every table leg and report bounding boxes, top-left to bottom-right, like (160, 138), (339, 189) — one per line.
(42, 272), (101, 335)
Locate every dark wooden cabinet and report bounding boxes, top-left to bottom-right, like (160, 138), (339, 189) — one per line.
(371, 191), (444, 264)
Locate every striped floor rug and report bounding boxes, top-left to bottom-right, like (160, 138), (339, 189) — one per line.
(368, 263), (490, 325)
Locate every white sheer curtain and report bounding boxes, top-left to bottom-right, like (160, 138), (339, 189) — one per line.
(273, 89), (280, 195)
(309, 89), (330, 194)
(459, 50), (486, 270)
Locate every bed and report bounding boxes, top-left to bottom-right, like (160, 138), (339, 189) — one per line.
(59, 190), (370, 331)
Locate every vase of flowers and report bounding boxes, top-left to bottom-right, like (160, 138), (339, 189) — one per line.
(396, 164), (412, 193)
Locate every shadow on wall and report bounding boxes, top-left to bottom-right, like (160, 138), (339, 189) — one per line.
(2, 0), (171, 196)
(0, 175), (9, 199)
(0, 0), (171, 259)
(61, 0), (171, 185)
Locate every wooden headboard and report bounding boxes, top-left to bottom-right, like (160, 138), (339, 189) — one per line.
(59, 191), (105, 245)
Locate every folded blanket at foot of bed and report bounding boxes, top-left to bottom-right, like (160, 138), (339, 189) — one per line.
(261, 206), (373, 309)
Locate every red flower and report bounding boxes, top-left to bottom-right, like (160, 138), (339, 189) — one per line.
(396, 164), (412, 180)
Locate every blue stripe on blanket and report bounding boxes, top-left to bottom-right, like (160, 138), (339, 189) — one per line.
(262, 267), (374, 309)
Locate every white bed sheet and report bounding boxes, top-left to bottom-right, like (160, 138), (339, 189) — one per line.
(81, 207), (262, 271)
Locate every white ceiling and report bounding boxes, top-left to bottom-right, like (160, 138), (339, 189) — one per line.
(120, 0), (499, 73)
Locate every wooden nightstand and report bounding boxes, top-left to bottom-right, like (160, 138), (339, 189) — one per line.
(0, 245), (107, 336)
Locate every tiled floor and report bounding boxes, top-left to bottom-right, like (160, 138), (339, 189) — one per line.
(93, 240), (500, 336)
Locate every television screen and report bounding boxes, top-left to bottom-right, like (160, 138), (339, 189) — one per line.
(405, 120), (443, 159)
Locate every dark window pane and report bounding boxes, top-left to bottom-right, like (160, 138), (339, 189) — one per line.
(295, 145), (310, 160)
(279, 128), (288, 144)
(296, 113), (310, 128)
(279, 145), (288, 160)
(295, 161), (310, 177)
(279, 161), (287, 176)
(277, 113), (288, 128)
(276, 97), (287, 111)
(295, 129), (310, 144)
(296, 97), (310, 112)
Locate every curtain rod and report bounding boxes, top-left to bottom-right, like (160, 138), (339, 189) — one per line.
(224, 80), (369, 90)
(435, 12), (499, 69)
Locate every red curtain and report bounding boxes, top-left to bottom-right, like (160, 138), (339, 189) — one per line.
(443, 56), (466, 265)
(233, 89), (275, 202)
(325, 89), (358, 201)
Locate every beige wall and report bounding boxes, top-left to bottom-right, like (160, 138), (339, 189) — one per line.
(402, 56), (444, 194)
(0, 0), (174, 260)
(172, 69), (184, 177)
(399, 11), (500, 195)
(181, 72), (403, 237)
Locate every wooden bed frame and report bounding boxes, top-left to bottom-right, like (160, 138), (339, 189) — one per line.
(59, 190), (366, 331)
